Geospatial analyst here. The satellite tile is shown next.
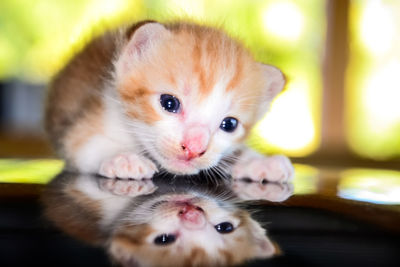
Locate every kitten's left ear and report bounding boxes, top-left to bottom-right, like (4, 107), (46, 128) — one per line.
(116, 21), (170, 78)
(256, 63), (286, 119)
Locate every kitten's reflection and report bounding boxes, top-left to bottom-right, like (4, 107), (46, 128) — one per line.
(43, 173), (292, 267)
(232, 178), (293, 202)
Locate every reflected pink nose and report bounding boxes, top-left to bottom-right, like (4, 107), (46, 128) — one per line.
(178, 204), (206, 230)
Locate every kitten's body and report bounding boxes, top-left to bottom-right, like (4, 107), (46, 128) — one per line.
(43, 172), (278, 267)
(45, 21), (294, 182)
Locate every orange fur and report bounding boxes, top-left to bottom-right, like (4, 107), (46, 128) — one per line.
(45, 31), (118, 151)
(63, 97), (104, 162)
(45, 20), (286, 176)
(42, 173), (104, 245)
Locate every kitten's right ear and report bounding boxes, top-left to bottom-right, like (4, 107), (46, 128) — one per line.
(254, 63), (286, 120)
(116, 21), (170, 77)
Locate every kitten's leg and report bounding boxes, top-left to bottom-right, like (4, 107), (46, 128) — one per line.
(69, 133), (157, 180)
(232, 148), (294, 183)
(99, 153), (158, 180)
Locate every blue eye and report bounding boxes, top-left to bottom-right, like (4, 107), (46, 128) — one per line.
(220, 117), (238, 132)
(154, 234), (176, 245)
(160, 94), (180, 113)
(215, 222), (234, 234)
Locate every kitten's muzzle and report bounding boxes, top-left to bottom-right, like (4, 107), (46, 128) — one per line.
(177, 203), (206, 230)
(180, 144), (206, 160)
(180, 126), (210, 160)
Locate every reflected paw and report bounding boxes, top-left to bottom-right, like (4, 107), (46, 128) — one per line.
(99, 153), (158, 179)
(99, 178), (157, 196)
(232, 180), (293, 202)
(232, 155), (294, 183)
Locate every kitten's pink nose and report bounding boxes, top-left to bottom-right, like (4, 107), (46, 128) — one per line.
(178, 204), (206, 230)
(181, 126), (209, 160)
(181, 144), (206, 160)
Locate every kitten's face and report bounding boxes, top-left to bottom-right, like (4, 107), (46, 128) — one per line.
(115, 23), (285, 174)
(109, 193), (275, 267)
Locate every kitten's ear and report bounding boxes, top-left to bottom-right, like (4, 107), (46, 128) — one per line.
(260, 63), (286, 99)
(116, 22), (170, 77)
(249, 218), (277, 258)
(109, 237), (140, 267)
(256, 63), (286, 119)
(254, 235), (278, 258)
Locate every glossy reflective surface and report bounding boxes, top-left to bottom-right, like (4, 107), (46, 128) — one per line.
(42, 172), (293, 267)
(339, 168), (400, 204)
(1, 161), (399, 266)
(2, 160), (400, 206)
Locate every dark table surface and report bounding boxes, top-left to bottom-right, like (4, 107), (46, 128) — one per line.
(1, 161), (400, 266)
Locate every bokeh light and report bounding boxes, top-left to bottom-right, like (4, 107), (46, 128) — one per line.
(363, 61), (400, 130)
(292, 164), (319, 195)
(360, 0), (395, 56)
(253, 79), (316, 155)
(0, 159), (63, 184)
(347, 0), (400, 159)
(339, 168), (400, 204)
(262, 1), (304, 41)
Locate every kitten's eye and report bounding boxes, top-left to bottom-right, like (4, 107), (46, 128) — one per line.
(160, 94), (180, 113)
(215, 222), (234, 234)
(220, 117), (238, 132)
(154, 234), (176, 245)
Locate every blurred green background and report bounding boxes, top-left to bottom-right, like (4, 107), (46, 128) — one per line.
(0, 0), (399, 205)
(0, 0), (399, 159)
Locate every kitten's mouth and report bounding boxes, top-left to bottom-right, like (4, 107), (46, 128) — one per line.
(166, 195), (196, 203)
(156, 154), (201, 175)
(178, 203), (206, 230)
(172, 158), (195, 167)
(151, 149), (212, 175)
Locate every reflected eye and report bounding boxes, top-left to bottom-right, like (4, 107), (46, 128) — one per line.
(220, 117), (238, 132)
(215, 222), (234, 234)
(160, 94), (180, 113)
(154, 234), (176, 245)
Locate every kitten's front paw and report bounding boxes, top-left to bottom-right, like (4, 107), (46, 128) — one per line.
(99, 178), (157, 196)
(99, 153), (158, 179)
(232, 155), (294, 183)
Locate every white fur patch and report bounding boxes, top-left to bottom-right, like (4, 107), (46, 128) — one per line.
(74, 175), (132, 227)
(74, 91), (138, 174)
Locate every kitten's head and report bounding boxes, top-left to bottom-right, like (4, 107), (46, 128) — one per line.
(114, 22), (285, 175)
(108, 193), (276, 267)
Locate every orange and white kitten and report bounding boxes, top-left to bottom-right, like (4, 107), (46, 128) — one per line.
(43, 172), (278, 267)
(45, 21), (294, 182)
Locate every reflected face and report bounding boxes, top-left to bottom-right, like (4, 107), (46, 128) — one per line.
(43, 172), (283, 267)
(109, 192), (275, 267)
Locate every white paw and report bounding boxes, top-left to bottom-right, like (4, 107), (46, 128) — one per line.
(232, 155), (294, 183)
(99, 179), (157, 197)
(232, 180), (293, 202)
(99, 153), (158, 179)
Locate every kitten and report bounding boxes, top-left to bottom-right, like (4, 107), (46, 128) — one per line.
(42, 172), (279, 267)
(45, 21), (294, 182)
